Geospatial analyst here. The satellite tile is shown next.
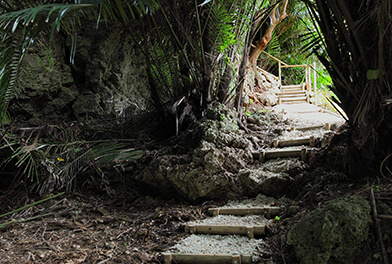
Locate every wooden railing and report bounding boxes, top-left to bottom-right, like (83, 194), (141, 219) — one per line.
(262, 51), (318, 105)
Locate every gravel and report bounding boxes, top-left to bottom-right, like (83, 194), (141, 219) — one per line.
(224, 194), (289, 208)
(169, 234), (264, 256)
(279, 128), (327, 140)
(188, 215), (271, 226)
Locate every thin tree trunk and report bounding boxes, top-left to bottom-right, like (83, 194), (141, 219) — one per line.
(235, 32), (251, 112)
(248, 0), (289, 71)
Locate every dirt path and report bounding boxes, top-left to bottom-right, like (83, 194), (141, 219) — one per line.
(0, 194), (211, 263)
(271, 103), (345, 128)
(0, 104), (346, 264)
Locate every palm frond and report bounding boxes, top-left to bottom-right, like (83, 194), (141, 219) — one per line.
(2, 130), (144, 194)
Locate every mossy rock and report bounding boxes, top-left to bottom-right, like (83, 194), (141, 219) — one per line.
(287, 196), (371, 264)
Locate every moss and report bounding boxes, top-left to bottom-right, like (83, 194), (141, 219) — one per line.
(72, 94), (103, 116)
(287, 196), (371, 264)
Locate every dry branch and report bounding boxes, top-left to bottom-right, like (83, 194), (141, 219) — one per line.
(369, 188), (390, 264)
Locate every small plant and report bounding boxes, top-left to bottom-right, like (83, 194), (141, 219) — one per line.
(246, 111), (252, 117)
(275, 216), (280, 221)
(220, 115), (225, 121)
(371, 185), (380, 193)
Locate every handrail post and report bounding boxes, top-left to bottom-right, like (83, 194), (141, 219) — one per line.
(306, 66), (310, 103)
(304, 66), (308, 91)
(313, 62), (317, 106)
(278, 61), (282, 91)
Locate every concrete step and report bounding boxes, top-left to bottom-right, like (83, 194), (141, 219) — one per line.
(281, 88), (303, 93)
(279, 93), (306, 98)
(279, 90), (306, 95)
(281, 84), (303, 89)
(281, 100), (308, 104)
(279, 96), (308, 104)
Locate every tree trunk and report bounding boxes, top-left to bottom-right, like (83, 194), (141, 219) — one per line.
(248, 0), (289, 73)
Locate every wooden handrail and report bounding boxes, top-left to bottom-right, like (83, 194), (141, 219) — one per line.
(261, 50), (289, 66)
(257, 50), (318, 106)
(281, 64), (311, 68)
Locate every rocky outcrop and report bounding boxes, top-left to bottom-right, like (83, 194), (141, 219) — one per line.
(10, 22), (149, 125)
(287, 196), (372, 264)
(243, 67), (281, 106)
(136, 104), (302, 201)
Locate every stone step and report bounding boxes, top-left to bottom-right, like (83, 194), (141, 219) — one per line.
(208, 207), (280, 218)
(184, 224), (265, 238)
(162, 253), (252, 264)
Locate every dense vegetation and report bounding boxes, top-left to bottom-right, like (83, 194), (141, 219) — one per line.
(0, 0), (390, 194)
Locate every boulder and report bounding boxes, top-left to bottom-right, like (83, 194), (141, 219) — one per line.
(287, 196), (372, 264)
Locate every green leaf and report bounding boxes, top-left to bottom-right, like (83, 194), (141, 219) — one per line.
(366, 69), (380, 80)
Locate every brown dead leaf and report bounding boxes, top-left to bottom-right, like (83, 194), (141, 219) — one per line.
(139, 252), (154, 263)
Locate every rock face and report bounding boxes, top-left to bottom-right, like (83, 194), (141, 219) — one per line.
(242, 67), (281, 106)
(136, 104), (302, 201)
(287, 196), (372, 264)
(10, 22), (149, 125)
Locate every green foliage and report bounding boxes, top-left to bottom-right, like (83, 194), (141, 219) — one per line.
(0, 192), (64, 229)
(1, 126), (144, 194)
(301, 0), (392, 128)
(137, 0), (266, 133)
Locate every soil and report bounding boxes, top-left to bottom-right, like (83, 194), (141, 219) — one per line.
(0, 103), (389, 264)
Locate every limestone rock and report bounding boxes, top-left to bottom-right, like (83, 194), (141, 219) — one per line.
(136, 104), (300, 201)
(10, 22), (149, 125)
(72, 94), (103, 117)
(287, 196), (372, 264)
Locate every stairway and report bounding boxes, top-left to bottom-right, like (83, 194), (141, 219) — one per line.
(278, 84), (308, 104)
(162, 206), (280, 264)
(161, 122), (338, 264)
